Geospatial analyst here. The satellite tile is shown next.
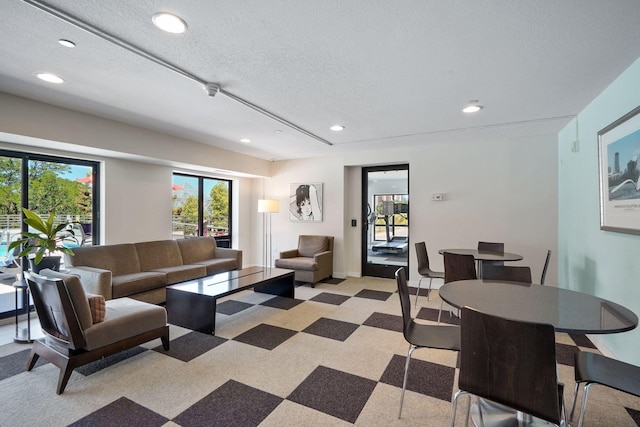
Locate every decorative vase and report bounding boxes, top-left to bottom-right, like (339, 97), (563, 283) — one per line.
(29, 256), (61, 274)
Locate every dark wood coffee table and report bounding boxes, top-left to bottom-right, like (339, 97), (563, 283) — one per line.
(166, 266), (294, 334)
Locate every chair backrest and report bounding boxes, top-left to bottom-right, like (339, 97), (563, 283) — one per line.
(459, 306), (561, 424)
(394, 267), (414, 337)
(482, 265), (532, 283)
(541, 249), (552, 285)
(414, 241), (431, 274)
(443, 252), (477, 283)
(26, 271), (89, 350)
(297, 235), (334, 257)
(478, 241), (504, 254)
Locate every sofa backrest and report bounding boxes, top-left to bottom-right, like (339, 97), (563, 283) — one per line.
(135, 240), (183, 271)
(176, 236), (217, 264)
(67, 244), (141, 276)
(298, 235), (334, 257)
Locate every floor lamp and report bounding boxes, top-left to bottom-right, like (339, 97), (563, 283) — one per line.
(258, 199), (279, 268)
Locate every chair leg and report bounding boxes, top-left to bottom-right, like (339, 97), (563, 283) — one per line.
(577, 383), (593, 427)
(26, 348), (40, 371)
(437, 300), (444, 324)
(415, 277), (423, 308)
(569, 382), (580, 422)
(56, 360), (74, 395)
(426, 277), (433, 301)
(398, 344), (416, 419)
(450, 389), (468, 427)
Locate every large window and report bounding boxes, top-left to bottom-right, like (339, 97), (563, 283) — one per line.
(0, 149), (100, 319)
(172, 173), (232, 247)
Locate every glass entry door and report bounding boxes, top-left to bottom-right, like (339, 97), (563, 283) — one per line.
(362, 165), (409, 278)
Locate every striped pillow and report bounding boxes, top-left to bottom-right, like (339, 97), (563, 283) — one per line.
(87, 294), (106, 324)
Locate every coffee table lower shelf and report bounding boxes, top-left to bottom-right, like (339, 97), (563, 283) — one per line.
(166, 267), (294, 335)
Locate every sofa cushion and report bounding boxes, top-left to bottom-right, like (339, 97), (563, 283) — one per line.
(298, 236), (329, 258)
(176, 237), (217, 264)
(135, 240), (184, 271)
(39, 269), (93, 331)
(83, 297), (167, 351)
(68, 244), (141, 276)
(274, 257), (318, 272)
(111, 272), (167, 299)
(194, 258), (238, 275)
(152, 264), (207, 285)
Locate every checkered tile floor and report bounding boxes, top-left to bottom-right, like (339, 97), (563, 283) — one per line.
(1, 276), (639, 426)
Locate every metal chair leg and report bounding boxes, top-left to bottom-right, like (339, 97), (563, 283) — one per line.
(569, 382), (580, 422)
(415, 277), (424, 308)
(577, 383), (593, 427)
(399, 344), (416, 419)
(426, 277), (433, 301)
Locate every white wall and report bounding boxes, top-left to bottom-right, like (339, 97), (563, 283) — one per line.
(558, 56), (640, 364)
(267, 135), (558, 285)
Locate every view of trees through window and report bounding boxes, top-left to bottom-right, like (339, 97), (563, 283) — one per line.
(172, 174), (231, 246)
(0, 150), (99, 319)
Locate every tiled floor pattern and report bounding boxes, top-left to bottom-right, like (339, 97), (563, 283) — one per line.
(0, 277), (639, 426)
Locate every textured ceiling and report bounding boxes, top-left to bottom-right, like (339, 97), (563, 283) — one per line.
(1, 1), (640, 161)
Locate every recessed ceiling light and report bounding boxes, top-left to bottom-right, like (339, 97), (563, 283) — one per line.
(152, 13), (187, 34)
(330, 125), (345, 131)
(58, 39), (76, 48)
(240, 138), (251, 143)
(462, 100), (483, 113)
(36, 73), (64, 84)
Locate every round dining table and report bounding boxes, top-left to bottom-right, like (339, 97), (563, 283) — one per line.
(439, 279), (638, 334)
(441, 280), (637, 426)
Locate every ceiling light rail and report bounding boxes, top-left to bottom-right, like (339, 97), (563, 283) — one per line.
(22, 0), (333, 147)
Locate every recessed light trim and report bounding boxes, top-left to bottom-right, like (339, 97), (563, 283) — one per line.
(330, 125), (345, 131)
(462, 100), (483, 113)
(240, 138), (251, 143)
(58, 39), (76, 48)
(152, 13), (187, 34)
(36, 73), (64, 84)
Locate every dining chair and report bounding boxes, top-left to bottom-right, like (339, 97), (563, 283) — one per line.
(438, 252), (477, 323)
(477, 241), (505, 272)
(450, 306), (566, 427)
(395, 267), (460, 419)
(569, 351), (640, 427)
(414, 242), (444, 306)
(481, 265), (532, 283)
(540, 249), (552, 285)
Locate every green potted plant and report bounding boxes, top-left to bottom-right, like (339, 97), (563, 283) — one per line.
(8, 208), (74, 273)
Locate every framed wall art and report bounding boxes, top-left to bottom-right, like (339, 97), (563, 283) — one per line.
(289, 183), (323, 222)
(598, 105), (640, 235)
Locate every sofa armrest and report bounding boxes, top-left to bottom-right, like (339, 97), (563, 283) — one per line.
(279, 249), (299, 259)
(214, 247), (243, 270)
(66, 266), (113, 300)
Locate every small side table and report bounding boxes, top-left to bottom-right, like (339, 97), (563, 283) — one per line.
(13, 279), (33, 343)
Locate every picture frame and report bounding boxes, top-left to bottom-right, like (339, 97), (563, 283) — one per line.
(598, 105), (640, 235)
(289, 183), (323, 222)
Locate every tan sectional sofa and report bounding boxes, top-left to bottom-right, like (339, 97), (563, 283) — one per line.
(64, 237), (242, 304)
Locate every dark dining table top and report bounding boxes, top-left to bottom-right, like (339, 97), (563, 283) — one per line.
(437, 248), (523, 263)
(439, 279), (638, 334)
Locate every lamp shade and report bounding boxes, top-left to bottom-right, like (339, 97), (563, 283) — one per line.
(258, 199), (279, 213)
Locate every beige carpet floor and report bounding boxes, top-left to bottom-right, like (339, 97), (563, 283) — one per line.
(0, 276), (638, 426)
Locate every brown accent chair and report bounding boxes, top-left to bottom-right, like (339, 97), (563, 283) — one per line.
(25, 269), (169, 394)
(275, 235), (334, 287)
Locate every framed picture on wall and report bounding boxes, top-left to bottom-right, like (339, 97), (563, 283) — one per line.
(289, 183), (323, 222)
(598, 105), (640, 235)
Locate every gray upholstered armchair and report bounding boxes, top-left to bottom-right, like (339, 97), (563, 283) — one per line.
(275, 235), (334, 287)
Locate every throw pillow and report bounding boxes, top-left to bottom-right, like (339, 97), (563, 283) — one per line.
(87, 294), (106, 324)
